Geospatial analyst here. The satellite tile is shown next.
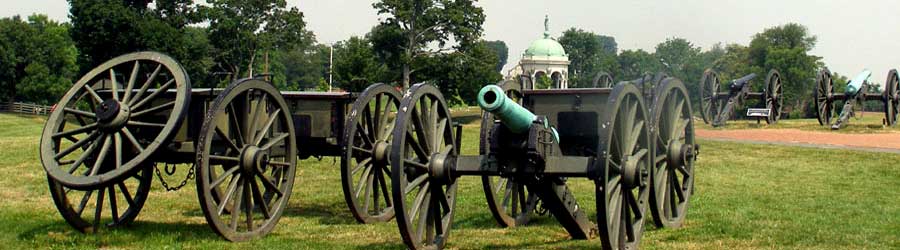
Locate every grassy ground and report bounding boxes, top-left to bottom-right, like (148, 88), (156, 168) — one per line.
(696, 112), (900, 134)
(1, 112), (898, 249)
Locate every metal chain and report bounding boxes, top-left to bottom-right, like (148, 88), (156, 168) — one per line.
(154, 162), (196, 191)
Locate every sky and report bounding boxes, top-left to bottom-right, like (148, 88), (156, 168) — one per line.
(3, 0), (900, 83)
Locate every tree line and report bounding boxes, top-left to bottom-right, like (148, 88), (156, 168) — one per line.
(0, 0), (849, 117)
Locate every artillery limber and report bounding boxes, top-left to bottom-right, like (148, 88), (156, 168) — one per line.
(381, 74), (699, 249)
(814, 69), (900, 129)
(40, 51), (403, 241)
(699, 69), (784, 127)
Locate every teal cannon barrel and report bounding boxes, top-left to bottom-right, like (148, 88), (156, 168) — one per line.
(477, 85), (536, 133)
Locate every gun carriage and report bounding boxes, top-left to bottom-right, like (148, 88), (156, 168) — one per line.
(813, 69), (900, 129)
(384, 74), (699, 249)
(40, 51), (402, 241)
(699, 69), (784, 127)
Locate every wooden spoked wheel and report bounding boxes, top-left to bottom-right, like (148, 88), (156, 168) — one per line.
(48, 165), (152, 232)
(884, 70), (900, 126)
(479, 80), (537, 228)
(764, 69), (784, 124)
(593, 72), (615, 88)
(196, 78), (297, 242)
(390, 83), (459, 250)
(648, 78), (696, 228)
(40, 51), (191, 189)
(341, 83), (400, 224)
(699, 69), (721, 125)
(596, 83), (651, 250)
(815, 69), (835, 126)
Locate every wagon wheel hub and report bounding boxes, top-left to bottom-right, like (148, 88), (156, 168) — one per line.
(622, 155), (641, 189)
(96, 99), (130, 131)
(240, 146), (269, 174)
(373, 140), (390, 164)
(428, 151), (454, 184)
(666, 141), (694, 170)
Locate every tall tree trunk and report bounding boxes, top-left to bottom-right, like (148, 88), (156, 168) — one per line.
(402, 63), (411, 89)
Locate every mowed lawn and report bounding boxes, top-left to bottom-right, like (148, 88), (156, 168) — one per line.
(697, 111), (900, 134)
(0, 112), (898, 250)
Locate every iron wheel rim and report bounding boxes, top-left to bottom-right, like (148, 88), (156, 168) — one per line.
(196, 78), (297, 242)
(596, 83), (651, 250)
(648, 78), (695, 228)
(40, 51), (191, 189)
(341, 83), (400, 223)
(390, 83), (458, 250)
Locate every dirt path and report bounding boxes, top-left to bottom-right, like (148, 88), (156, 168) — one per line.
(695, 128), (900, 152)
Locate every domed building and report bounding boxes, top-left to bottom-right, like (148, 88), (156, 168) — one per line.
(508, 15), (570, 89)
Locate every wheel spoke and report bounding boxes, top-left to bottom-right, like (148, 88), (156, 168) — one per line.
(215, 126), (242, 153)
(230, 176), (244, 229)
(259, 133), (289, 151)
(83, 84), (103, 103)
(127, 120), (166, 128)
(249, 176), (272, 219)
(113, 133), (123, 169)
(217, 174), (241, 216)
(87, 136), (113, 176)
(117, 182), (135, 207)
(210, 165), (240, 188)
(258, 173), (284, 197)
(53, 123), (97, 139)
(228, 103), (246, 145)
(253, 108), (282, 146)
(63, 108), (97, 119)
(131, 100), (175, 117)
(108, 185), (119, 222)
(75, 190), (93, 216)
(55, 131), (99, 160)
(121, 127), (145, 152)
(247, 93), (268, 144)
(129, 64), (162, 106)
(123, 61), (140, 102)
(109, 69), (120, 101)
(93, 188), (105, 228)
(131, 78), (175, 111)
(405, 174), (428, 194)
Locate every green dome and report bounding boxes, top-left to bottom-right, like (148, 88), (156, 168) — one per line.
(524, 38), (567, 57)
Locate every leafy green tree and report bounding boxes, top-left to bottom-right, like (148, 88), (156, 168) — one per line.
(200, 0), (313, 84)
(277, 44), (329, 90)
(749, 23), (822, 117)
(332, 36), (389, 92)
(0, 15), (78, 104)
(483, 40), (508, 72)
(617, 49), (661, 80)
(68, 0), (212, 85)
(654, 37), (701, 82)
(412, 41), (501, 105)
(373, 0), (487, 88)
(558, 28), (619, 87)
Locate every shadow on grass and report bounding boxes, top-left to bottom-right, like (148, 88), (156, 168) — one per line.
(18, 220), (220, 242)
(283, 201), (358, 225)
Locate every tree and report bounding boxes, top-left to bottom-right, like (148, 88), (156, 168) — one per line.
(332, 36), (389, 92)
(0, 15), (78, 104)
(483, 40), (508, 72)
(749, 23), (822, 117)
(200, 0), (313, 84)
(69, 0), (213, 85)
(411, 40), (501, 106)
(372, 0), (487, 88)
(617, 49), (661, 80)
(654, 37), (701, 81)
(558, 28), (619, 87)
(277, 44), (329, 91)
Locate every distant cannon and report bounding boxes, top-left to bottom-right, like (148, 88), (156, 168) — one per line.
(814, 69), (900, 129)
(699, 69), (784, 127)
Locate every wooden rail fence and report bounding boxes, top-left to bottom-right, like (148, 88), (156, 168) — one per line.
(0, 102), (52, 116)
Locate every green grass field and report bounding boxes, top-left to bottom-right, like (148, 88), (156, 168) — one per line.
(696, 112), (900, 134)
(1, 112), (898, 250)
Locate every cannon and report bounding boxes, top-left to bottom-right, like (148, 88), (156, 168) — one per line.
(40, 51), (403, 241)
(814, 68), (900, 129)
(699, 69), (784, 127)
(385, 75), (698, 249)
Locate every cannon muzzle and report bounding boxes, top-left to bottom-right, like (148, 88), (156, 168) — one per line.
(477, 85), (536, 134)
